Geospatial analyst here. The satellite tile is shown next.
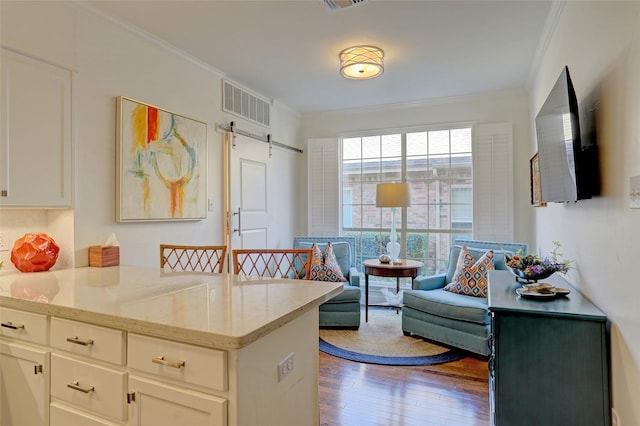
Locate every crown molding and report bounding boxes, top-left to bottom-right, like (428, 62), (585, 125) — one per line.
(526, 1), (566, 91)
(303, 88), (529, 118)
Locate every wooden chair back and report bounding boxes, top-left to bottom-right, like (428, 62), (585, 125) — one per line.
(160, 244), (227, 273)
(232, 249), (313, 279)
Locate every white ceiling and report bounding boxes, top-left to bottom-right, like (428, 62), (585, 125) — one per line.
(87, 0), (553, 114)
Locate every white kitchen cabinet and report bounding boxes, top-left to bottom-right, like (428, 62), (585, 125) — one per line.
(0, 267), (340, 426)
(0, 306), (49, 344)
(127, 333), (227, 391)
(51, 353), (128, 421)
(0, 340), (51, 426)
(0, 49), (72, 207)
(51, 402), (121, 426)
(50, 317), (126, 366)
(126, 333), (227, 426)
(49, 317), (128, 424)
(128, 375), (227, 426)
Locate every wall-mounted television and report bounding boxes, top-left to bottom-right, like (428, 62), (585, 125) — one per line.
(535, 66), (598, 203)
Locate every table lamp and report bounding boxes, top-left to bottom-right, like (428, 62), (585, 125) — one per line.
(376, 182), (411, 264)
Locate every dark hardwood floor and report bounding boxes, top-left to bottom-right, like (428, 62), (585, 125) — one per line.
(319, 351), (490, 426)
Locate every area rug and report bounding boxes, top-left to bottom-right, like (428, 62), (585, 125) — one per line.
(319, 307), (466, 366)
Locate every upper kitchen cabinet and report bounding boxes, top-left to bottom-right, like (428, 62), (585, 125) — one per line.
(1, 49), (72, 208)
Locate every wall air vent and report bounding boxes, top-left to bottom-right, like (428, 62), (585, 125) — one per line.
(222, 79), (271, 128)
(321, 0), (368, 11)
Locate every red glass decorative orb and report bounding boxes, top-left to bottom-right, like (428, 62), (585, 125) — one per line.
(10, 233), (60, 272)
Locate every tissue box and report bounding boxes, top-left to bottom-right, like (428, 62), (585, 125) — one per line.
(89, 246), (119, 267)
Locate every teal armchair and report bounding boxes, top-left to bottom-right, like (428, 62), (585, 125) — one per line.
(293, 236), (361, 329)
(402, 239), (528, 356)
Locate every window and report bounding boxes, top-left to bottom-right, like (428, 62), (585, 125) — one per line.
(307, 123), (513, 275)
(342, 188), (353, 228)
(341, 126), (473, 274)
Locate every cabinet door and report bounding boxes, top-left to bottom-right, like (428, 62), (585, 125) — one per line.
(0, 49), (72, 207)
(493, 312), (609, 426)
(128, 376), (227, 426)
(51, 402), (121, 426)
(0, 340), (50, 426)
(51, 353), (127, 421)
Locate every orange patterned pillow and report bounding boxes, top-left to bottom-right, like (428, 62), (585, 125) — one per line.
(444, 246), (494, 297)
(309, 242), (347, 282)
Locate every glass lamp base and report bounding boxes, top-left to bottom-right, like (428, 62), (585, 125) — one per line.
(386, 241), (400, 262)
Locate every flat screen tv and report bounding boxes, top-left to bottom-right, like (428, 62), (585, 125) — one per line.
(535, 66), (598, 203)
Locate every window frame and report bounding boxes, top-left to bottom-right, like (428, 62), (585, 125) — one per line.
(339, 122), (475, 273)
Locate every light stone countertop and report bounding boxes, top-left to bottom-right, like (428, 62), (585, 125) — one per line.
(0, 266), (344, 350)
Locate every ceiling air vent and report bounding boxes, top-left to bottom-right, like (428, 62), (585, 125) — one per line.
(321, 0), (368, 11)
(222, 79), (271, 128)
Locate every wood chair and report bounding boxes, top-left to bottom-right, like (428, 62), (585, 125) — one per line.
(232, 249), (313, 279)
(160, 244), (227, 273)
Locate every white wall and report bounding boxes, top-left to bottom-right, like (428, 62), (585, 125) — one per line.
(529, 2), (640, 424)
(299, 89), (534, 243)
(0, 1), (302, 270)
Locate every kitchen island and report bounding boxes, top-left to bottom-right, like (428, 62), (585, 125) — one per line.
(0, 266), (343, 426)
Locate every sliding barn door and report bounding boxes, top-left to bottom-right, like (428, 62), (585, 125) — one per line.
(228, 134), (270, 254)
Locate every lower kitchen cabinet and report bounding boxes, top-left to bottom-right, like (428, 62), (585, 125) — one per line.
(50, 402), (121, 426)
(128, 376), (227, 426)
(51, 353), (128, 421)
(0, 340), (50, 426)
(1, 267), (336, 426)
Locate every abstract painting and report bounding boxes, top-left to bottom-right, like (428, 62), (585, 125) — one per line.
(117, 97), (207, 221)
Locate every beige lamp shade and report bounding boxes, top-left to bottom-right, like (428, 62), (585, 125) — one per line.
(376, 183), (411, 208)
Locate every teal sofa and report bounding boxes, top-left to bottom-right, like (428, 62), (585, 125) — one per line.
(402, 239), (528, 356)
(293, 236), (361, 329)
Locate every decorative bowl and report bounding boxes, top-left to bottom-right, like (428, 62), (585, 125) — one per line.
(508, 266), (555, 283)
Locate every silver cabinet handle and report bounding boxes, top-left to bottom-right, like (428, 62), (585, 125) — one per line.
(152, 356), (185, 369)
(67, 380), (95, 393)
(232, 207), (242, 236)
(66, 336), (94, 346)
(1, 321), (25, 330)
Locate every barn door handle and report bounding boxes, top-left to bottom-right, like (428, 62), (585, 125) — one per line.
(232, 208), (242, 236)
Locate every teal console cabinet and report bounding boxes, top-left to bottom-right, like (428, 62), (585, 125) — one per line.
(488, 270), (610, 426)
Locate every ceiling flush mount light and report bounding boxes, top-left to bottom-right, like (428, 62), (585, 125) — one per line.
(339, 45), (384, 80)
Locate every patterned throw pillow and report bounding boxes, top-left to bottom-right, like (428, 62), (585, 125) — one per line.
(444, 246), (494, 297)
(309, 242), (347, 282)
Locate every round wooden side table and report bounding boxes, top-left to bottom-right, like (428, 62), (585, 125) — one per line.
(362, 259), (423, 322)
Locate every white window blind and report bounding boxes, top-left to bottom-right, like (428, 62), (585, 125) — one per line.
(307, 138), (340, 235)
(473, 123), (514, 241)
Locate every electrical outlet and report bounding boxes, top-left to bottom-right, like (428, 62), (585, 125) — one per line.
(0, 235), (8, 251)
(277, 352), (295, 382)
(612, 408), (620, 426)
